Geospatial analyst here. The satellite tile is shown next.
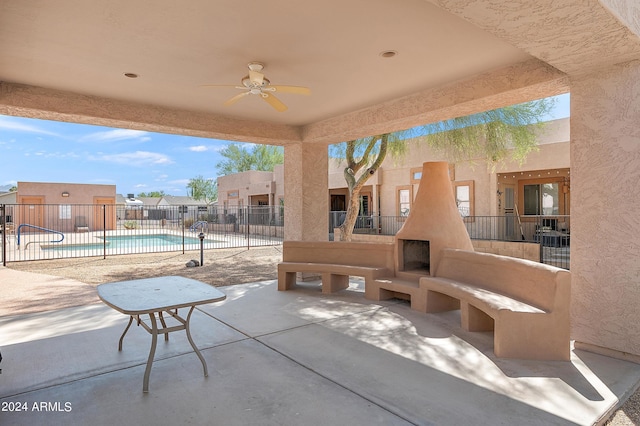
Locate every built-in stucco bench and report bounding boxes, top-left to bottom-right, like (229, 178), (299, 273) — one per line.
(278, 241), (395, 294)
(278, 262), (390, 294)
(419, 248), (571, 360)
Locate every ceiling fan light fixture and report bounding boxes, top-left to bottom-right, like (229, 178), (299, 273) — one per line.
(241, 75), (270, 89)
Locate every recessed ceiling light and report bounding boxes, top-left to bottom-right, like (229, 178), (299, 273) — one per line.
(379, 50), (397, 58)
(124, 73), (138, 78)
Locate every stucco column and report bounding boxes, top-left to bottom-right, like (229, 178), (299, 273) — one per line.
(284, 143), (329, 241)
(570, 59), (640, 360)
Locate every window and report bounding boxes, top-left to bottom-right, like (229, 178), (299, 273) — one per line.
(59, 205), (71, 219)
(410, 168), (422, 184)
(227, 190), (239, 199)
(453, 180), (474, 218)
(524, 183), (559, 215)
(397, 186), (412, 217)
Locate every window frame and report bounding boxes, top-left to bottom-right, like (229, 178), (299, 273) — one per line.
(396, 185), (413, 219)
(453, 180), (475, 221)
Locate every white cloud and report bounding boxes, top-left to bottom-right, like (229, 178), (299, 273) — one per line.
(94, 151), (173, 166)
(23, 150), (80, 159)
(80, 129), (151, 143)
(189, 145), (208, 152)
(0, 117), (59, 136)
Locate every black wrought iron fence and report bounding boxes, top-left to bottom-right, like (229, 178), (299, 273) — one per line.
(328, 211), (570, 269)
(329, 211), (405, 236)
(1, 204), (283, 264)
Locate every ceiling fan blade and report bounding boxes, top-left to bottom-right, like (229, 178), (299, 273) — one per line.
(249, 70), (264, 86)
(268, 85), (311, 95)
(262, 93), (287, 112)
(224, 91), (250, 106)
(200, 84), (241, 89)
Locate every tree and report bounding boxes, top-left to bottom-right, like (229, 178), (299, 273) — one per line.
(137, 191), (166, 197)
(217, 143), (284, 175)
(332, 99), (555, 241)
(331, 132), (410, 242)
(187, 175), (217, 205)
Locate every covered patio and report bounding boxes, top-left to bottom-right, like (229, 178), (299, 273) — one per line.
(2, 267), (640, 425)
(2, 1), (640, 424)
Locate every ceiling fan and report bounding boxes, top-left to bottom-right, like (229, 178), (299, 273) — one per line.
(203, 62), (311, 112)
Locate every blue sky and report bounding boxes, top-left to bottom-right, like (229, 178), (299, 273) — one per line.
(0, 94), (570, 196)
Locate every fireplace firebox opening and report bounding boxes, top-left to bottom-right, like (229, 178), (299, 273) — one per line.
(401, 239), (430, 274)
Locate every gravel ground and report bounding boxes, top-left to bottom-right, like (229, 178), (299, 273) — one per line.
(6, 245), (283, 287)
(4, 244), (639, 425)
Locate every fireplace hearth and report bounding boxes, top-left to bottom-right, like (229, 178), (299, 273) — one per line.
(400, 239), (430, 274)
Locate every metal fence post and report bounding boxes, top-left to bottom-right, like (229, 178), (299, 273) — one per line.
(1, 204), (5, 267)
(181, 205), (185, 254)
(103, 204), (107, 259)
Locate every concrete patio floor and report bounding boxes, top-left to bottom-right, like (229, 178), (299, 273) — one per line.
(2, 277), (640, 425)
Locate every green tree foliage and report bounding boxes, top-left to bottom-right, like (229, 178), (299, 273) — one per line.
(187, 175), (217, 205)
(423, 100), (553, 165)
(137, 191), (166, 197)
(217, 143), (284, 175)
(332, 99), (555, 241)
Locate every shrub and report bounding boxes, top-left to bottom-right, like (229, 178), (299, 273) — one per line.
(124, 220), (138, 230)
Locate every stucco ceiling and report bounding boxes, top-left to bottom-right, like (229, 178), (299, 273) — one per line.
(0, 1), (639, 144)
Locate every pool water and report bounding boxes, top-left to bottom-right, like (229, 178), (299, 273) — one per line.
(98, 234), (204, 247)
(42, 233), (219, 252)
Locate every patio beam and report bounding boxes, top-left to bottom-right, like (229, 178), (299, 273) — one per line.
(0, 82), (303, 146)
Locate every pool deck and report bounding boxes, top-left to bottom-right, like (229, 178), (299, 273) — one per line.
(2, 267), (640, 425)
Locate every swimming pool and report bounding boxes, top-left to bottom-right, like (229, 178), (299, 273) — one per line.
(99, 234), (205, 247)
(42, 233), (221, 252)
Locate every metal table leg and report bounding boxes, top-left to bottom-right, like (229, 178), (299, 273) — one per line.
(118, 315), (134, 351)
(158, 311), (169, 341)
(185, 305), (208, 377)
(143, 312), (159, 393)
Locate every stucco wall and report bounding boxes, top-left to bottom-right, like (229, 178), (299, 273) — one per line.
(284, 144), (329, 241)
(570, 60), (640, 359)
(18, 181), (116, 205)
(373, 119), (570, 218)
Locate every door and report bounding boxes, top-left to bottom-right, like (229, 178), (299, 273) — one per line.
(94, 198), (116, 230)
(502, 186), (517, 240)
(19, 197), (45, 229)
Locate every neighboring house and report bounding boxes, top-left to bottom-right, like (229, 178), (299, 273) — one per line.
(115, 194), (209, 222)
(345, 117), (570, 239)
(217, 168), (284, 225)
(155, 195), (208, 221)
(217, 117), (570, 236)
(12, 182), (117, 232)
(0, 191), (17, 224)
(218, 169), (282, 210)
